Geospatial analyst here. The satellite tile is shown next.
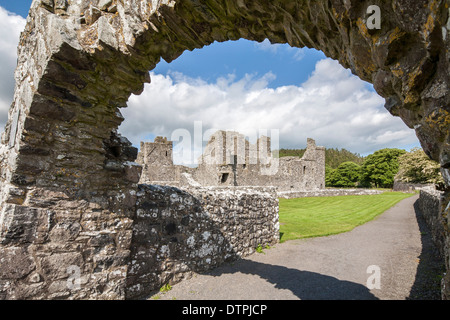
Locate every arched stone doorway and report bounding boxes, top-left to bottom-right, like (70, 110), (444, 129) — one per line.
(0, 0), (448, 299)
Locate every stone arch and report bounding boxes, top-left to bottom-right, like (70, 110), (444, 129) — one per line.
(0, 0), (448, 299)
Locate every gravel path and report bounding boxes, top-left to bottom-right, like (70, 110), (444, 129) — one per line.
(151, 194), (444, 300)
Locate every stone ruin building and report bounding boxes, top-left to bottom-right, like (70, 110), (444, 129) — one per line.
(137, 131), (326, 193)
(0, 0), (448, 300)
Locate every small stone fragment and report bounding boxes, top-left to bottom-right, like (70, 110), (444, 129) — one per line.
(98, 0), (113, 11)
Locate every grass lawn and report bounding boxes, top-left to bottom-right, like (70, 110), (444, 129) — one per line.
(278, 192), (416, 242)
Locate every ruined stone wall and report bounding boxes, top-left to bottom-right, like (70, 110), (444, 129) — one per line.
(137, 138), (177, 184)
(138, 133), (326, 192)
(393, 181), (436, 192)
(195, 134), (326, 191)
(127, 184), (279, 299)
(417, 189), (446, 258)
(416, 189), (448, 299)
(0, 188), (137, 299)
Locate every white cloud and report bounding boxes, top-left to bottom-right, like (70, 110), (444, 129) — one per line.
(254, 39), (281, 53)
(119, 58), (420, 164)
(254, 38), (307, 61)
(0, 7), (26, 130)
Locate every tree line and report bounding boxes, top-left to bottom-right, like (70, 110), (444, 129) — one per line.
(278, 147), (443, 189)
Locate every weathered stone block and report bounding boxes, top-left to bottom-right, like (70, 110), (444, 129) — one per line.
(0, 247), (35, 280)
(40, 252), (84, 281)
(85, 4), (102, 25)
(49, 222), (81, 242)
(0, 204), (47, 245)
(54, 0), (67, 10)
(98, 0), (113, 11)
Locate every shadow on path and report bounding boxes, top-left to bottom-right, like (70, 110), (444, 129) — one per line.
(206, 259), (379, 300)
(409, 199), (445, 300)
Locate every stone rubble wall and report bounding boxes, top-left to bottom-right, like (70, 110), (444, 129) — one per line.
(417, 189), (446, 258)
(126, 185), (279, 299)
(0, 184), (279, 300)
(416, 189), (449, 299)
(0, 187), (137, 300)
(393, 181), (437, 192)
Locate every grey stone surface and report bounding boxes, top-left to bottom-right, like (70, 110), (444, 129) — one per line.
(127, 184), (279, 299)
(417, 190), (446, 258)
(416, 188), (450, 299)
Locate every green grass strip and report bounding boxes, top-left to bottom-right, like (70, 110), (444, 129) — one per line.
(278, 192), (415, 242)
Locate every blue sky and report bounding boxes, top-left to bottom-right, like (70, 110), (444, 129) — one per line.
(154, 39), (328, 89)
(0, 1), (421, 164)
(0, 0), (31, 17)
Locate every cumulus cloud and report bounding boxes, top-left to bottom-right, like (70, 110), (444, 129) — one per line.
(0, 7), (26, 131)
(119, 58), (420, 165)
(254, 38), (306, 61)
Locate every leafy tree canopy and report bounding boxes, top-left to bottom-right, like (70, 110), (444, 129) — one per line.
(359, 148), (406, 188)
(326, 161), (361, 188)
(395, 147), (443, 185)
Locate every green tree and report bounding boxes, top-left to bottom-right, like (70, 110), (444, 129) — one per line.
(325, 148), (364, 168)
(327, 161), (361, 187)
(395, 147), (444, 185)
(360, 148), (406, 188)
(325, 165), (335, 187)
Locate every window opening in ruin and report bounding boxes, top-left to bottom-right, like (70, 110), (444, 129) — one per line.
(221, 173), (229, 183)
(111, 146), (121, 158)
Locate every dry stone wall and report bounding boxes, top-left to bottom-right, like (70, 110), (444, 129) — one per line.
(0, 188), (137, 299)
(393, 181), (437, 192)
(417, 189), (448, 299)
(417, 190), (446, 258)
(127, 185), (279, 299)
(0, 183), (279, 300)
